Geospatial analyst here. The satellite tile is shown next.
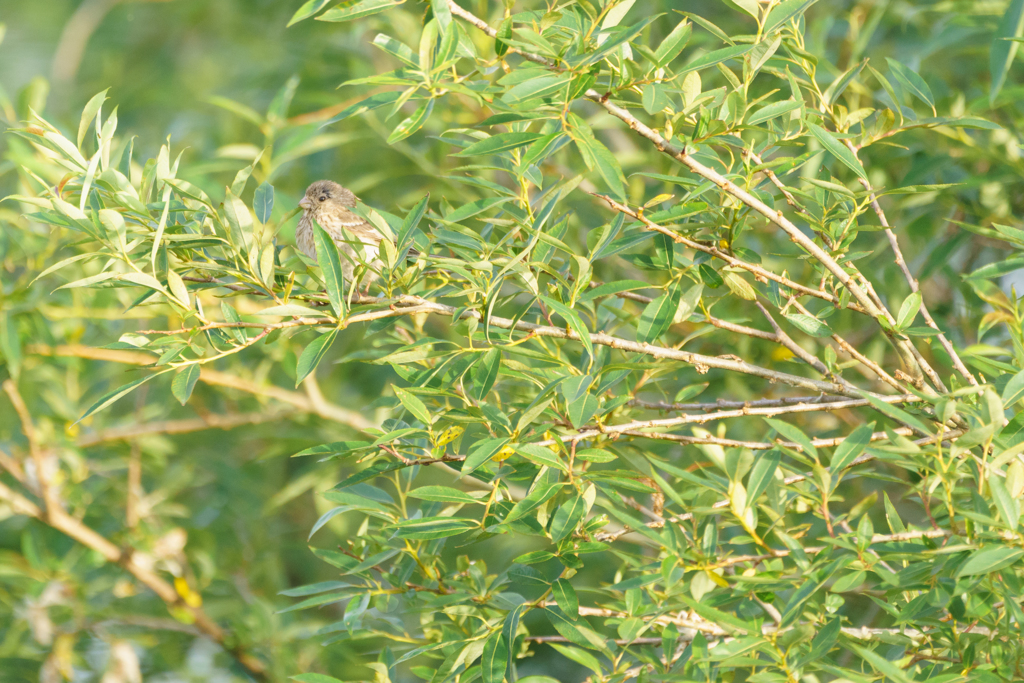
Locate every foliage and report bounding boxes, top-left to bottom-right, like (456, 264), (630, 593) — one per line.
(5, 0), (1024, 682)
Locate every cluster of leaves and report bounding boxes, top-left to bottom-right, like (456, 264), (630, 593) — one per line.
(6, 0), (1024, 681)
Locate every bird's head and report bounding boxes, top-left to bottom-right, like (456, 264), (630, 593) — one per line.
(299, 180), (357, 213)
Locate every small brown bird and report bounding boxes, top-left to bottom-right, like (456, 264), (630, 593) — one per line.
(296, 180), (383, 292)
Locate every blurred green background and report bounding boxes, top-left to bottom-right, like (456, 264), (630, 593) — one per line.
(2, 0), (1024, 681)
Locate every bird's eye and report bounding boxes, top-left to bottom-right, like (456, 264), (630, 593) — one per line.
(318, 194), (328, 202)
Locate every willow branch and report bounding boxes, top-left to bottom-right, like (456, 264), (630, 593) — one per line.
(0, 480), (267, 679)
(592, 193), (867, 313)
(77, 410), (294, 448)
(3, 380), (59, 514)
(443, 0), (927, 382)
(627, 393), (920, 424)
(843, 139), (977, 386)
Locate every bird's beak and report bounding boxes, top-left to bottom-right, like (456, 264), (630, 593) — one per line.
(298, 196), (312, 210)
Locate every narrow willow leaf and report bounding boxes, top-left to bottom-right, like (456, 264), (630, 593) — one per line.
(540, 296), (594, 358)
(388, 99), (433, 143)
(989, 475), (1020, 529)
(77, 371), (170, 424)
(78, 89), (109, 149)
(552, 578), (579, 619)
(784, 312), (832, 337)
(829, 423), (873, 474)
(171, 364), (201, 405)
(390, 516), (477, 540)
(550, 494), (586, 541)
(807, 123), (867, 179)
(636, 293), (677, 343)
(288, 0), (333, 25)
(653, 19), (691, 67)
(461, 437), (510, 476)
(502, 74), (572, 104)
(991, 0), (1024, 104)
(394, 386), (432, 425)
(746, 449), (780, 504)
(641, 83), (671, 115)
(472, 348), (501, 400)
(318, 0), (405, 23)
(885, 58), (935, 113)
(254, 181), (274, 224)
(747, 99), (800, 125)
(763, 0), (819, 35)
(313, 222), (346, 317)
(896, 292), (922, 330)
(679, 44), (754, 75)
(480, 631), (508, 683)
(495, 16), (513, 57)
(858, 390), (933, 436)
(1001, 369), (1024, 406)
(455, 132), (543, 157)
(296, 329), (338, 386)
(408, 486), (480, 505)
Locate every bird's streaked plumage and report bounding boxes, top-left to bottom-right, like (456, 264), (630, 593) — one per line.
(295, 180), (383, 291)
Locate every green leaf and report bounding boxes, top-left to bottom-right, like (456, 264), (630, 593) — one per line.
(288, 0), (334, 25)
(858, 390), (933, 436)
(544, 607), (608, 652)
(77, 371), (170, 424)
(885, 58), (935, 114)
(568, 115), (626, 201)
(552, 578), (579, 619)
(763, 0), (819, 35)
(806, 123), (867, 180)
(1003, 369), (1024, 406)
(747, 99), (801, 126)
(318, 0), (405, 23)
(653, 19), (692, 67)
(78, 89), (109, 149)
(784, 312), (832, 337)
(746, 449), (780, 504)
(991, 0), (1024, 104)
(296, 329), (338, 386)
(408, 486), (480, 505)
(504, 479), (565, 524)
(829, 423), (874, 473)
(540, 296), (594, 358)
(445, 197), (511, 223)
(462, 437), (511, 476)
(456, 132), (543, 157)
(313, 222), (346, 317)
(388, 99), (434, 143)
(990, 475), (1020, 530)
(636, 293), (677, 343)
(472, 348), (501, 400)
(641, 83), (672, 115)
(394, 386), (432, 425)
(254, 181), (274, 224)
(171, 365), (201, 405)
(896, 292), (922, 330)
(502, 74), (572, 104)
(550, 494), (587, 541)
(680, 44), (755, 75)
(390, 516), (478, 540)
(679, 595), (752, 635)
(495, 16), (513, 57)
(480, 631), (508, 683)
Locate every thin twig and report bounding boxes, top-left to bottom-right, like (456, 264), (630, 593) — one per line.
(843, 138), (977, 387)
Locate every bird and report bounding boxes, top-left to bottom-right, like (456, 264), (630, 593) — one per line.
(296, 180), (383, 294)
